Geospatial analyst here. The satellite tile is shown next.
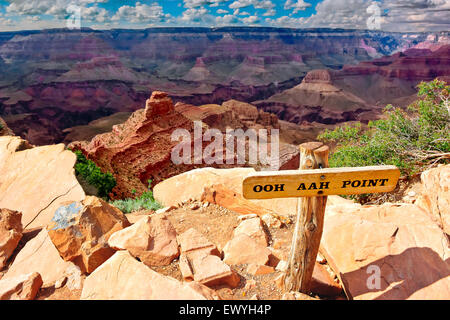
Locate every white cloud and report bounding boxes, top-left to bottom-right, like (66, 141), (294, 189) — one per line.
(284, 0), (312, 14)
(215, 14), (240, 25)
(112, 2), (169, 24)
(183, 0), (229, 9)
(242, 15), (260, 24)
(217, 9), (229, 14)
(5, 0), (108, 17)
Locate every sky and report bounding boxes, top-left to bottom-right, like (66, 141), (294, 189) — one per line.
(0, 0), (449, 32)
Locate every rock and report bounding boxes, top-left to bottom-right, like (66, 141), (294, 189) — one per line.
(177, 228), (219, 256)
(276, 260), (288, 272)
(0, 136), (85, 230)
(154, 167), (351, 218)
(311, 262), (343, 297)
(233, 217), (268, 247)
(0, 116), (13, 136)
(154, 167), (254, 207)
(244, 279), (257, 291)
(180, 251), (240, 288)
(202, 185), (276, 218)
(0, 272), (43, 300)
(416, 165), (450, 236)
(81, 251), (220, 300)
(261, 213), (282, 228)
(54, 276), (67, 289)
(155, 206), (177, 215)
(178, 228), (239, 288)
(247, 264), (275, 275)
(237, 214), (258, 222)
(0, 209), (23, 269)
(321, 203), (450, 300)
(60, 263), (83, 291)
(223, 234), (271, 266)
(145, 91), (175, 117)
(3, 229), (75, 287)
(281, 292), (319, 300)
(69, 91), (195, 200)
(108, 215), (179, 266)
(47, 196), (131, 273)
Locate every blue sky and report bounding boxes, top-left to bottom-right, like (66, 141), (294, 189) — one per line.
(0, 0), (449, 32)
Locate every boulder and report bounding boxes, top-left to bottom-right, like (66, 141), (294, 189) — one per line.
(416, 165), (450, 236)
(223, 234), (271, 266)
(177, 228), (220, 256)
(233, 217), (268, 247)
(179, 251), (240, 288)
(154, 167), (254, 207)
(108, 215), (179, 266)
(0, 136), (85, 230)
(47, 196), (130, 273)
(3, 229), (75, 287)
(154, 167), (351, 218)
(81, 251), (220, 300)
(178, 228), (239, 288)
(321, 203), (450, 300)
(0, 209), (22, 269)
(0, 272), (42, 300)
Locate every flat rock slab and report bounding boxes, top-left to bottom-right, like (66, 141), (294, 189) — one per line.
(321, 203), (450, 300)
(0, 272), (42, 300)
(81, 250), (220, 300)
(0, 136), (85, 230)
(3, 228), (75, 287)
(0, 209), (23, 269)
(108, 215), (179, 266)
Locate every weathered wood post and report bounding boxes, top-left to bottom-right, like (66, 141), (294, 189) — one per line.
(284, 141), (330, 293)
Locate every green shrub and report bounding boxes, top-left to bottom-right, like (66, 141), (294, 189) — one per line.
(110, 180), (162, 214)
(318, 79), (449, 201)
(72, 150), (116, 199)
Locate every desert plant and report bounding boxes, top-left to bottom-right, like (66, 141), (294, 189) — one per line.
(110, 180), (162, 213)
(319, 79), (449, 176)
(72, 150), (116, 199)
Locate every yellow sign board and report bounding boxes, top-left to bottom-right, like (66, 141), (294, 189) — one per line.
(243, 165), (400, 199)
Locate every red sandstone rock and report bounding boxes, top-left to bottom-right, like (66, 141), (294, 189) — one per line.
(47, 196), (130, 273)
(178, 228), (239, 288)
(233, 217), (268, 247)
(3, 229), (75, 287)
(0, 209), (22, 270)
(108, 215), (179, 266)
(223, 234), (271, 266)
(81, 251), (220, 300)
(416, 165), (450, 236)
(0, 272), (43, 300)
(177, 228), (220, 256)
(0, 136), (85, 230)
(247, 264), (275, 276)
(321, 203), (450, 300)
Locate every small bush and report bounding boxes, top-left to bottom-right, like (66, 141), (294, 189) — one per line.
(319, 79), (450, 176)
(72, 150), (116, 199)
(318, 79), (449, 203)
(110, 180), (162, 214)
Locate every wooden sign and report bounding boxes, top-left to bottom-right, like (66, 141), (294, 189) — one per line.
(243, 165), (400, 199)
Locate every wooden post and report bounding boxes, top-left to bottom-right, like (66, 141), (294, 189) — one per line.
(284, 141), (330, 293)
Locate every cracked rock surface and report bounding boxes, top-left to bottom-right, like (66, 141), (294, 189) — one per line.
(0, 136), (85, 230)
